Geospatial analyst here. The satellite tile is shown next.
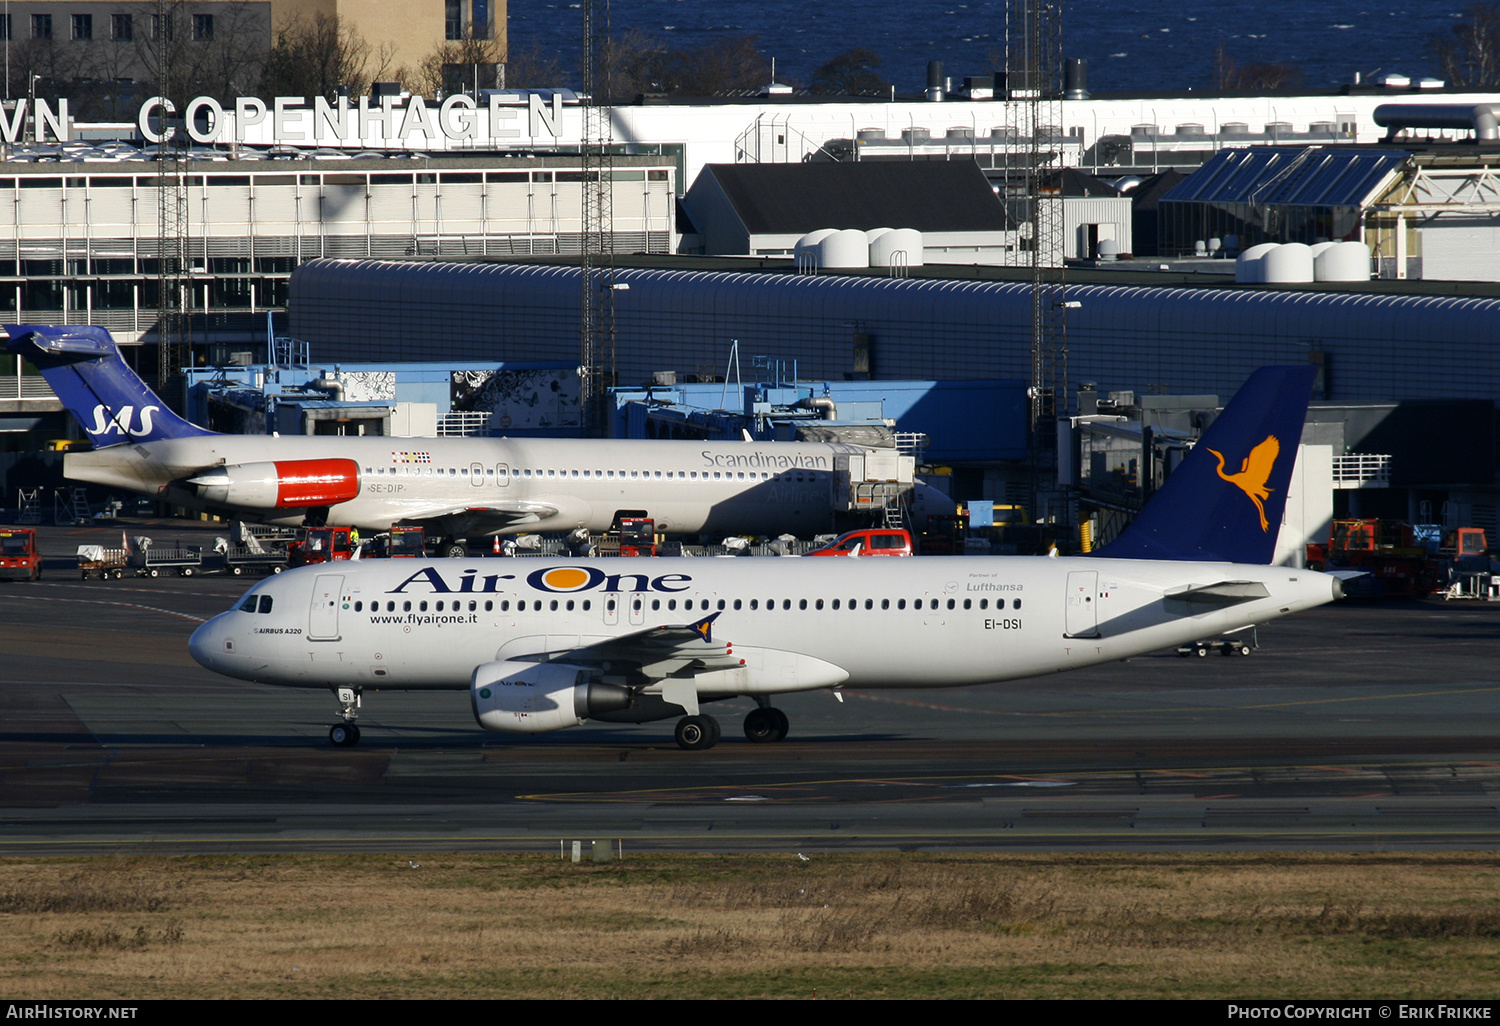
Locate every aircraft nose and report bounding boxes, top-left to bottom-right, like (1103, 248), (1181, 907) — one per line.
(188, 616), (226, 670)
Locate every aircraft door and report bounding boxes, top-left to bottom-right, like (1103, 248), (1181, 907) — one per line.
(1064, 571), (1099, 638)
(470, 461), (485, 487)
(628, 592), (646, 626)
(496, 463), (509, 488)
(309, 574), (344, 641)
(603, 595), (619, 626)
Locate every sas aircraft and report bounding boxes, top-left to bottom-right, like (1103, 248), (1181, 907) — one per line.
(7, 324), (945, 552)
(188, 365), (1346, 750)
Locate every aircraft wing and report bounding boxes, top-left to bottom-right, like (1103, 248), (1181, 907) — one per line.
(395, 500), (564, 534)
(514, 613), (743, 679)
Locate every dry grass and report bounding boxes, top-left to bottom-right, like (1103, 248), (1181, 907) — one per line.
(1, 852), (1498, 998)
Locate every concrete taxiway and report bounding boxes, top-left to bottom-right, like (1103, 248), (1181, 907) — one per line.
(2, 519), (1499, 854)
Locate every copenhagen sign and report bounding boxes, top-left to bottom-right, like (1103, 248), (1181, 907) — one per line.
(0, 93), (566, 146)
(139, 93), (566, 146)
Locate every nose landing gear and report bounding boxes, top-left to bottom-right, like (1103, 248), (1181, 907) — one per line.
(328, 686), (363, 746)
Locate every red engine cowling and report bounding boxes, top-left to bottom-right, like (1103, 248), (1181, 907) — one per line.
(470, 660), (633, 734)
(186, 459), (360, 509)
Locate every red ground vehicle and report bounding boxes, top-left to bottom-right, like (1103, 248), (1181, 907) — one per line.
(618, 517), (657, 557)
(805, 528), (914, 557)
(0, 528), (41, 581)
(373, 526), (427, 558)
(287, 526), (358, 568)
(1305, 519), (1481, 597)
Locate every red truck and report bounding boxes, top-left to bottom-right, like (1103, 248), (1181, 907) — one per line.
(805, 528), (915, 557)
(0, 528), (41, 581)
(287, 526), (359, 568)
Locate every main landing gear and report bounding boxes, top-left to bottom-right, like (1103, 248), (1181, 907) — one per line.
(674, 715), (720, 751)
(328, 686), (362, 747)
(743, 706), (790, 743)
(672, 703), (791, 750)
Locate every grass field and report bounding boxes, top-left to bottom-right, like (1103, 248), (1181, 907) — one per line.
(2, 852), (1499, 999)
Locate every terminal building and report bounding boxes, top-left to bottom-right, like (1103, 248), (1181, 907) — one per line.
(1, 65), (1498, 542)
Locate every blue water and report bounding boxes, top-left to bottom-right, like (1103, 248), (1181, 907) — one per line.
(509, 1), (1469, 94)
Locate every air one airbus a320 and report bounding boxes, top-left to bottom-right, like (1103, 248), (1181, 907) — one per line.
(186, 365), (1346, 750)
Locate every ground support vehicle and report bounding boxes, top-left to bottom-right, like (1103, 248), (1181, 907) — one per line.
(287, 526), (358, 568)
(76, 544), (128, 579)
(618, 517), (657, 558)
(804, 528), (915, 557)
(1306, 520), (1440, 597)
(1177, 638), (1255, 657)
(134, 544), (203, 577)
(0, 528), (41, 581)
(222, 546), (288, 576)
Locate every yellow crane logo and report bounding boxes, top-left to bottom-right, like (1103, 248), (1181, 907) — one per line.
(1208, 435), (1280, 532)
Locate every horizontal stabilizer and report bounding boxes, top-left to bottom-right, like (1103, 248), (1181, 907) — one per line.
(1164, 580), (1272, 608)
(5, 323), (212, 446)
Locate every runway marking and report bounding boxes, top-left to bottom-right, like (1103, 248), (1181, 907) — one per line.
(520, 758), (1500, 803)
(5, 827), (1500, 852)
(0, 594), (207, 623)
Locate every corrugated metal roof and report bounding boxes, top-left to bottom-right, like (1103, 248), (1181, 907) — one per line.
(1162, 146), (1410, 208)
(289, 259), (1500, 402)
(697, 162), (1009, 234)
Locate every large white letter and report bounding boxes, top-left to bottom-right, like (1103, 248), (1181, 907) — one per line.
(399, 95), (435, 140)
(0, 100), (26, 143)
(184, 96), (224, 144)
(139, 96), (174, 144)
(358, 96), (395, 142)
(34, 99), (67, 142)
(528, 93), (561, 139)
(235, 97), (268, 143)
(439, 95), (477, 141)
(272, 97), (306, 142)
(488, 96), (521, 140)
(313, 96), (351, 142)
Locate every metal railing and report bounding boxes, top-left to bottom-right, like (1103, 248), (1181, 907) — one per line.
(438, 412), (494, 437)
(1331, 453), (1391, 489)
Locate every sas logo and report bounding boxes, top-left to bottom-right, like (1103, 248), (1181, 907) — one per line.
(89, 403), (160, 438)
(1209, 435), (1280, 531)
(528, 565), (692, 594)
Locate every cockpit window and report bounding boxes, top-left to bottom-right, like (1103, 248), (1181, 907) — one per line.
(239, 596), (257, 612)
(259, 595), (273, 614)
(239, 594), (274, 614)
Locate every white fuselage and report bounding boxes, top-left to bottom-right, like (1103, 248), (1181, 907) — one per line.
(66, 435), (896, 536)
(190, 555), (1340, 696)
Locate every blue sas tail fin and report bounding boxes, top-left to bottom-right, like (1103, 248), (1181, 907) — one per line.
(1095, 365), (1317, 565)
(5, 324), (213, 447)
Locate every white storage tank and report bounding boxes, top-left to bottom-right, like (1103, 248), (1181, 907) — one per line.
(819, 229), (870, 269)
(1314, 241), (1371, 282)
(870, 228), (924, 269)
(1236, 243), (1279, 283)
(1261, 243), (1315, 283)
(795, 229), (838, 266)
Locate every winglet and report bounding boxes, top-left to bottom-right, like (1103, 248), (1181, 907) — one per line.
(1096, 365), (1317, 564)
(5, 324), (213, 447)
(687, 612), (721, 644)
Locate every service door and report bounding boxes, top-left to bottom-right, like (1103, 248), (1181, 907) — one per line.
(309, 574), (344, 641)
(1064, 571), (1099, 638)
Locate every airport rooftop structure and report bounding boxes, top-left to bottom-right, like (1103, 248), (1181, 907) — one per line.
(287, 255), (1500, 404)
(0, 152), (676, 350)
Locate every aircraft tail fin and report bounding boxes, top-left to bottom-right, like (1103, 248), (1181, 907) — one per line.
(5, 324), (213, 447)
(1095, 365), (1317, 565)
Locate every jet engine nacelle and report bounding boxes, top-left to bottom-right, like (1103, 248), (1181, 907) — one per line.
(186, 459), (360, 509)
(470, 660), (633, 734)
